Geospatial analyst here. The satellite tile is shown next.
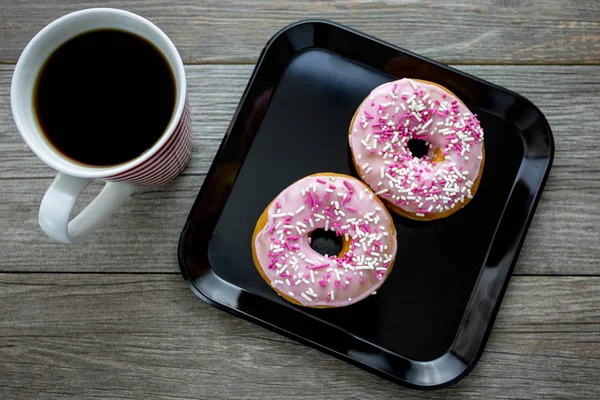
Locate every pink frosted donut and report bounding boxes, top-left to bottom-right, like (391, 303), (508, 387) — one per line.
(349, 78), (485, 220)
(252, 174), (397, 308)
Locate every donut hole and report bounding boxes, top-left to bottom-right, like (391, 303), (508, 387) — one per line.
(309, 229), (342, 257)
(408, 138), (429, 159)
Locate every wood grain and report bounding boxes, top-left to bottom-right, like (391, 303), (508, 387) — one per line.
(0, 1), (599, 65)
(0, 173), (598, 276)
(1, 65), (598, 274)
(2, 65), (599, 180)
(0, 274), (598, 399)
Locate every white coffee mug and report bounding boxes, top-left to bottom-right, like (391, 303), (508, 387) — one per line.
(11, 8), (192, 244)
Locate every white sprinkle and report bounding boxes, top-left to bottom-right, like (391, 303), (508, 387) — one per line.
(308, 218), (314, 228)
(357, 154), (362, 160)
(295, 226), (302, 235)
(416, 212), (425, 217)
(301, 293), (313, 302)
(310, 270), (315, 283)
(288, 292), (294, 297)
(408, 79), (418, 89)
(375, 188), (388, 195)
(325, 219), (330, 231)
(277, 264), (288, 274)
(422, 119), (433, 129)
(314, 213), (325, 220)
(325, 188), (334, 193)
(407, 95), (416, 103)
(302, 278), (310, 284)
(272, 213), (287, 218)
(330, 290), (335, 300)
(334, 269), (341, 281)
(478, 155), (483, 160)
(365, 167), (372, 174)
(295, 206), (305, 214)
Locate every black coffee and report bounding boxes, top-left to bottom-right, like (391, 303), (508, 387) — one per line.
(34, 29), (176, 166)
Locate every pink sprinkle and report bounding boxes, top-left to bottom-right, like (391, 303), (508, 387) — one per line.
(329, 184), (336, 189)
(417, 209), (429, 213)
(392, 83), (398, 93)
(316, 178), (326, 184)
(345, 205), (357, 212)
(325, 210), (335, 218)
(275, 201), (281, 208)
(308, 263), (330, 270)
(319, 280), (326, 287)
(359, 278), (365, 284)
(342, 285), (348, 290)
(343, 180), (354, 191)
(335, 280), (340, 289)
(288, 236), (300, 241)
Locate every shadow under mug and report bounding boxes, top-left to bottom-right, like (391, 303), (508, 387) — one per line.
(11, 8), (192, 244)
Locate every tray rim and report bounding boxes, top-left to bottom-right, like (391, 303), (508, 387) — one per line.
(178, 19), (555, 390)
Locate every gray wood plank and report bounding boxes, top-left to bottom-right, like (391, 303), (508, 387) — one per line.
(0, 274), (598, 399)
(3, 65), (599, 180)
(0, 176), (199, 273)
(0, 1), (599, 65)
(0, 174), (598, 275)
(0, 65), (598, 274)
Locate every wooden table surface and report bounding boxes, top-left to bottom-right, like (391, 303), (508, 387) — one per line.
(1, 1), (599, 399)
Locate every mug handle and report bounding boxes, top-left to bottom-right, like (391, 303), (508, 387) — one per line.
(39, 172), (136, 243)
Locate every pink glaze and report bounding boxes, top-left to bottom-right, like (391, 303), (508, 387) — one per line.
(349, 79), (484, 216)
(254, 175), (397, 307)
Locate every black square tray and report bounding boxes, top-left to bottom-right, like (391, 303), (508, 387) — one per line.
(178, 20), (554, 389)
